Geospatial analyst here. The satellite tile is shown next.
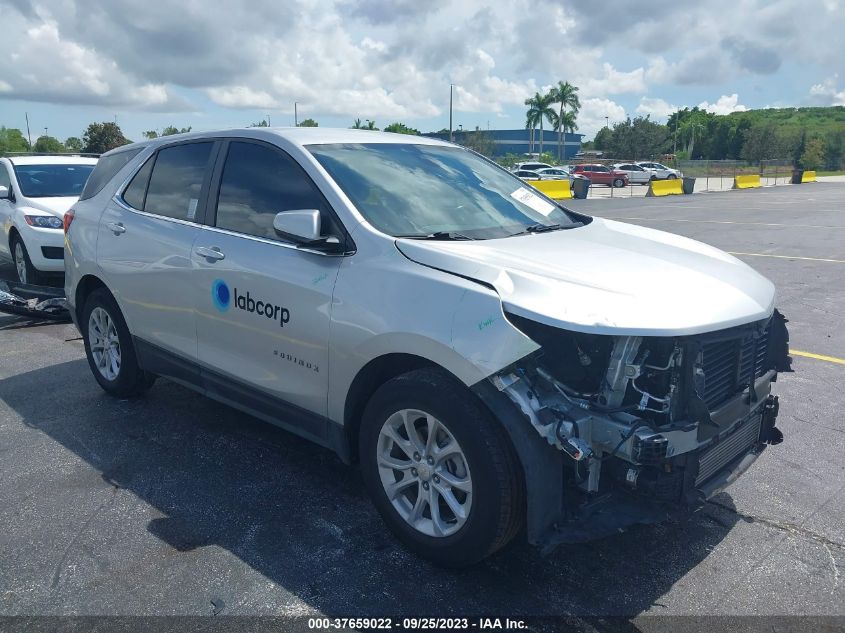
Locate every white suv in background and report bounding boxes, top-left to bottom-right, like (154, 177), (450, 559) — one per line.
(0, 155), (98, 283)
(635, 161), (682, 180)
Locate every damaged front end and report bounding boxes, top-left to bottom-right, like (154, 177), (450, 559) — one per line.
(476, 310), (791, 552)
(0, 280), (70, 321)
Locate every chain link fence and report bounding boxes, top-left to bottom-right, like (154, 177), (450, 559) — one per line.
(556, 157), (796, 199)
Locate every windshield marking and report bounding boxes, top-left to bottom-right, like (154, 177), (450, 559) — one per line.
(509, 187), (555, 217)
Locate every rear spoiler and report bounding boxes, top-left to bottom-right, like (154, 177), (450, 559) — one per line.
(0, 280), (70, 321)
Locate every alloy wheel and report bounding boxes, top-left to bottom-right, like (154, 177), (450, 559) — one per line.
(14, 242), (27, 284)
(88, 307), (122, 381)
(376, 408), (473, 537)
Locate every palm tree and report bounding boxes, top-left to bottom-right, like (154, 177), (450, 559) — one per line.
(558, 110), (579, 142)
(525, 110), (539, 154)
(551, 81), (580, 161)
(524, 92), (556, 157)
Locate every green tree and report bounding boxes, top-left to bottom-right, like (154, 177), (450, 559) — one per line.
(824, 131), (844, 170)
(740, 123), (782, 162)
(33, 135), (65, 153)
(606, 116), (670, 159)
(799, 137), (826, 170)
(383, 122), (420, 135)
(593, 126), (612, 151)
(0, 127), (30, 153)
(82, 122), (130, 154)
(64, 137), (83, 152)
(351, 118), (378, 130)
(459, 128), (494, 157)
(249, 119), (270, 127)
(297, 118), (319, 127)
(162, 125), (191, 136)
(524, 92), (556, 156)
(550, 81), (580, 161)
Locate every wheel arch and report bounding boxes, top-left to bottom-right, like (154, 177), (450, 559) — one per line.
(343, 352), (440, 463)
(74, 274), (110, 324)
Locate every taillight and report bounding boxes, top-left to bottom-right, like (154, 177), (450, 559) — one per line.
(63, 209), (75, 234)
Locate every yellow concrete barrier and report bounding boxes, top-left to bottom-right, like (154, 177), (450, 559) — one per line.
(646, 178), (684, 197)
(734, 174), (761, 189)
(525, 179), (572, 200)
(801, 170), (817, 183)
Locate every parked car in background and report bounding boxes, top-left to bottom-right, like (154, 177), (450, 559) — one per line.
(0, 154), (98, 283)
(514, 169), (542, 180)
(636, 161), (682, 180)
(513, 161), (552, 173)
(612, 163), (654, 185)
(571, 164), (629, 187)
(533, 167), (591, 188)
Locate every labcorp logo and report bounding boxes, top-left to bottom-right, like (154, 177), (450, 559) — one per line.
(212, 279), (230, 312)
(211, 280), (291, 327)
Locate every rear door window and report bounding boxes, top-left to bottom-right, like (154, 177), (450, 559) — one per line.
(144, 142), (214, 221)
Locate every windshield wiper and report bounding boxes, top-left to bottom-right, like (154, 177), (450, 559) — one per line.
(509, 222), (581, 237)
(396, 231), (475, 241)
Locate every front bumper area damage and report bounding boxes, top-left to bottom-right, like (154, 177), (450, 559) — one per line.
(0, 280), (70, 321)
(474, 310), (791, 552)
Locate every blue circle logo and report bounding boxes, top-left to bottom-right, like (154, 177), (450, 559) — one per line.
(212, 279), (230, 312)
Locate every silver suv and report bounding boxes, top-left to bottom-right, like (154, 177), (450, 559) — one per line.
(64, 128), (789, 566)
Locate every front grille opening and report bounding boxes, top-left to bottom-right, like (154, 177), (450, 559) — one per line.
(700, 320), (772, 410)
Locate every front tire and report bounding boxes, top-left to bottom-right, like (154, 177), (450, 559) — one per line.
(81, 288), (156, 398)
(359, 368), (524, 567)
(613, 178), (625, 188)
(668, 173), (678, 180)
(11, 234), (42, 285)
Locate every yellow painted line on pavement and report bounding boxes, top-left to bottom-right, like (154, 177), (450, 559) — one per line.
(790, 350), (845, 366)
(609, 217), (845, 229)
(728, 252), (845, 263)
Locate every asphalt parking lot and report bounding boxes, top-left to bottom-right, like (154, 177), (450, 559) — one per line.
(1, 183), (844, 622)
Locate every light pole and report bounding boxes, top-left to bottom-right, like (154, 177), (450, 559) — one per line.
(294, 102), (298, 126)
(449, 84), (454, 143)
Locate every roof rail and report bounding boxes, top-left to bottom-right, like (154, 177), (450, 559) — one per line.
(1, 152), (101, 158)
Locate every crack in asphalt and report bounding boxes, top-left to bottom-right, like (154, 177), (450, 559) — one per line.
(49, 486), (119, 589)
(706, 500), (845, 551)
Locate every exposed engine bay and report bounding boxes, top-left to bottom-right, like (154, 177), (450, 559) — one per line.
(485, 310), (791, 546)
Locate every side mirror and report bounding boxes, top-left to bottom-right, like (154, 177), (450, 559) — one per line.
(273, 209), (341, 251)
(0, 185), (9, 200)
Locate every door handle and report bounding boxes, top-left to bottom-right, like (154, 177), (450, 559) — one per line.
(107, 222), (126, 235)
(195, 246), (225, 261)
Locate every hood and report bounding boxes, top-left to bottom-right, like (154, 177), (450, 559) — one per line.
(396, 218), (775, 336)
(19, 197), (77, 217)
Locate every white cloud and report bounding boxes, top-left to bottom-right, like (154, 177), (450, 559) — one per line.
(578, 98), (626, 139)
(1, 0), (844, 132)
(576, 63), (647, 98)
(636, 97), (680, 120)
(698, 94), (748, 115)
(809, 75), (845, 106)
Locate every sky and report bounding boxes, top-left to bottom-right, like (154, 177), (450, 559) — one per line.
(1, 0), (844, 143)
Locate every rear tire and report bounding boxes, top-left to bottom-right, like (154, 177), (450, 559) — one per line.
(359, 368), (524, 567)
(11, 234), (42, 285)
(81, 288), (156, 398)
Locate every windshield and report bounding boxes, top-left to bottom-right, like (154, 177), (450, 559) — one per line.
(308, 143), (580, 239)
(13, 164), (95, 198)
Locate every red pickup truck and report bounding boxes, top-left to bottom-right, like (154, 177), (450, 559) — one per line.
(572, 164), (629, 187)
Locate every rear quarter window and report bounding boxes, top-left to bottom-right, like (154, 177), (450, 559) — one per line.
(79, 148), (143, 200)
